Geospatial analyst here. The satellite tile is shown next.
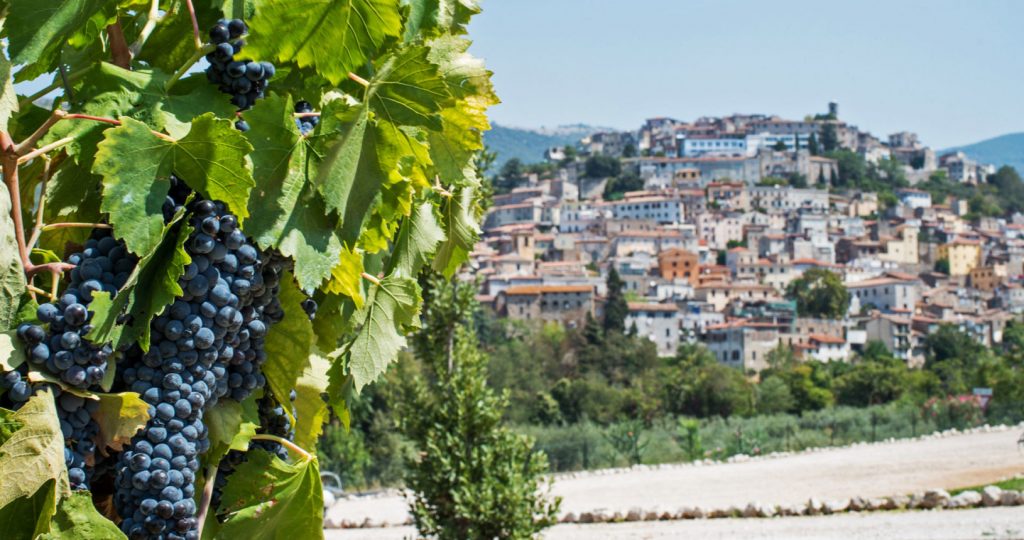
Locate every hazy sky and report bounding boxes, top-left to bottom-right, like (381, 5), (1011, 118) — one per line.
(467, 0), (1023, 148)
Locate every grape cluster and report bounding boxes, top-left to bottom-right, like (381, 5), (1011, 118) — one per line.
(0, 358), (32, 403)
(115, 184), (290, 538)
(55, 388), (100, 490)
(294, 100), (318, 135)
(17, 231), (136, 389)
(204, 19), (274, 113)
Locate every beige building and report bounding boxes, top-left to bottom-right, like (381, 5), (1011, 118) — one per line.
(703, 320), (783, 373)
(694, 282), (778, 312)
(498, 285), (595, 327)
(879, 225), (919, 265)
(938, 239), (982, 276)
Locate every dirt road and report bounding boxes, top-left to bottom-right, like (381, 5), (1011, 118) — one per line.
(324, 507), (1024, 540)
(325, 427), (1024, 528)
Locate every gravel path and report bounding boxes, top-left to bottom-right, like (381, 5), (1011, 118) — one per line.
(324, 507), (1024, 540)
(325, 428), (1024, 528)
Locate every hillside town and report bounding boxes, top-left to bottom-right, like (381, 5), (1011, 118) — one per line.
(471, 102), (1019, 372)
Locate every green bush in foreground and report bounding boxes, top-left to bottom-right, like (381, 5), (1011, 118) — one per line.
(398, 277), (560, 539)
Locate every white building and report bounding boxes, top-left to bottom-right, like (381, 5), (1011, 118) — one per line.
(847, 274), (919, 314)
(749, 185), (830, 214)
(626, 303), (682, 356)
(896, 189), (932, 209)
(798, 334), (851, 363)
(609, 196), (685, 224)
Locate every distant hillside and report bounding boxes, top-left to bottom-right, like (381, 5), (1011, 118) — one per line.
(943, 133), (1024, 174)
(484, 123), (609, 169)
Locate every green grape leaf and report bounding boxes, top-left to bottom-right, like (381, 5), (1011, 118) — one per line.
(203, 395), (260, 468)
(171, 114), (255, 214)
(213, 450), (324, 540)
(91, 392), (150, 455)
(134, 12), (201, 73)
(92, 117), (171, 258)
(428, 97), (489, 187)
(311, 293), (355, 352)
(87, 221), (192, 351)
(427, 35), (496, 101)
(315, 105), (422, 245)
(0, 477), (58, 540)
(387, 201), (445, 278)
(262, 272), (315, 407)
(432, 187), (479, 277)
(402, 0), (480, 41)
(94, 115), (253, 256)
(242, 95), (343, 291)
(292, 350), (331, 451)
(160, 75), (241, 139)
(0, 26), (18, 133)
(246, 0), (402, 86)
(366, 44), (452, 131)
(0, 182), (25, 331)
(0, 388), (69, 512)
(325, 247), (364, 308)
(312, 102), (386, 243)
(5, 0), (115, 73)
(39, 159), (104, 255)
(38, 490), (126, 540)
(343, 274), (421, 391)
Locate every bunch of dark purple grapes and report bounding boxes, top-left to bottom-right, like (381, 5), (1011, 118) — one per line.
(294, 100), (318, 135)
(204, 18), (275, 119)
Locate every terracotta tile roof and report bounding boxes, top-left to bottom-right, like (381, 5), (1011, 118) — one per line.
(504, 285), (594, 296)
(627, 302), (679, 312)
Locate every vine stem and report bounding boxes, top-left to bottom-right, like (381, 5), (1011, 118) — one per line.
(1, 131), (32, 277)
(42, 222), (112, 232)
(294, 112), (321, 118)
(184, 0), (203, 51)
(14, 110), (66, 155)
(61, 114), (176, 141)
(165, 44), (214, 92)
(26, 159), (51, 251)
(250, 434), (313, 460)
(18, 137), (74, 164)
(195, 463), (219, 538)
(107, 22), (132, 69)
(348, 72), (370, 87)
(129, 0), (163, 56)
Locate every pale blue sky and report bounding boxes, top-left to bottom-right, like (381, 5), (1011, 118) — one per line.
(468, 0), (1023, 148)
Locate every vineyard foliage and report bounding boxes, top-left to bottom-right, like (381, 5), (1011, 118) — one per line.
(0, 0), (494, 537)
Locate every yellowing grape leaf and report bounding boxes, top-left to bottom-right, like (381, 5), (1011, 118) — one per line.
(91, 392), (150, 455)
(0, 388), (69, 512)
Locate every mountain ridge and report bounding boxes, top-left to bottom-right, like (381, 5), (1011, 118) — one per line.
(942, 132), (1024, 174)
(483, 123), (610, 168)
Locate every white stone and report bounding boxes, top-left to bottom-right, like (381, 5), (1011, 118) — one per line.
(948, 491), (982, 508)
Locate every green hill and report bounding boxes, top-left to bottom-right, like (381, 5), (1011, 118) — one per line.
(943, 132), (1024, 174)
(483, 123), (607, 168)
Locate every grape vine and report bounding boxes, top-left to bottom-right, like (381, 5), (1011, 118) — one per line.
(0, 0), (494, 538)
